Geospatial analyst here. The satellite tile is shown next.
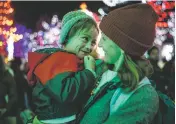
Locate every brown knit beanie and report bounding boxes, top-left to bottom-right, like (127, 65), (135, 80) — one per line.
(100, 3), (158, 57)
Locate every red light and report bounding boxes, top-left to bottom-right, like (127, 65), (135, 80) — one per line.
(163, 22), (168, 27)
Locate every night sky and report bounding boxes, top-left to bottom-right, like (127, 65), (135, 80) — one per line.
(11, 1), (106, 31)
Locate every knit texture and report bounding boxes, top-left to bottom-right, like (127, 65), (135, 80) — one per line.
(100, 3), (158, 57)
(80, 85), (159, 124)
(59, 10), (94, 44)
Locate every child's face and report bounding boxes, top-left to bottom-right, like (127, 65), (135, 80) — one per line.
(64, 26), (98, 59)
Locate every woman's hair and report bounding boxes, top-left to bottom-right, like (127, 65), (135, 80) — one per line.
(118, 54), (153, 91)
(63, 18), (99, 44)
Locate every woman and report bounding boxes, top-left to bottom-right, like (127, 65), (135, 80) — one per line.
(77, 3), (159, 124)
(27, 10), (99, 124)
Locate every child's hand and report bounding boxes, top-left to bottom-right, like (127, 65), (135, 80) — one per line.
(84, 55), (95, 71)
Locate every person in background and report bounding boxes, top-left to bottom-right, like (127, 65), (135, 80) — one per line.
(148, 46), (171, 96)
(77, 3), (159, 124)
(27, 10), (99, 124)
(0, 55), (17, 124)
(148, 46), (161, 76)
(10, 57), (33, 124)
(10, 57), (30, 111)
(162, 57), (175, 100)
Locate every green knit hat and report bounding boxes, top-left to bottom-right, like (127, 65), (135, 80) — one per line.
(59, 10), (94, 44)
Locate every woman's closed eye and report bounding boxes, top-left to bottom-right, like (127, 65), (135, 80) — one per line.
(91, 40), (96, 46)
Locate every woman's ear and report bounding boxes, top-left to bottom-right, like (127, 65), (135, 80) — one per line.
(114, 49), (124, 71)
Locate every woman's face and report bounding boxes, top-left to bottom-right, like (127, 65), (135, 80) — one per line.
(64, 26), (98, 59)
(98, 33), (121, 64)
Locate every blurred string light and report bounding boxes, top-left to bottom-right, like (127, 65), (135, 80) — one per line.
(0, 0), (25, 61)
(0, 0), (14, 57)
(102, 0), (120, 7)
(161, 44), (174, 61)
(80, 2), (87, 10)
(7, 35), (14, 61)
(98, 8), (107, 17)
(51, 15), (58, 26)
(13, 24), (31, 60)
(147, 1), (175, 42)
(0, 1), (14, 27)
(102, 0), (147, 7)
(80, 2), (100, 22)
(148, 1), (175, 61)
(42, 21), (50, 30)
(0, 41), (3, 47)
(29, 15), (62, 52)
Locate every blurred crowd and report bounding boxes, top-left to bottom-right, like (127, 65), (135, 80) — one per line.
(0, 55), (33, 124)
(148, 46), (175, 101)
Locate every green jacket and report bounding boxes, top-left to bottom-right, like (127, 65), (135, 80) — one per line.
(28, 48), (96, 120)
(78, 75), (159, 124)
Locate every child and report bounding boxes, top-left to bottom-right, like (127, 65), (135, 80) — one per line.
(27, 10), (99, 124)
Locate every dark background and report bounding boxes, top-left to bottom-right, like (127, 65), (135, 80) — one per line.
(11, 1), (106, 30)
